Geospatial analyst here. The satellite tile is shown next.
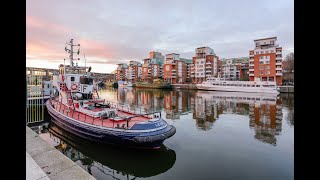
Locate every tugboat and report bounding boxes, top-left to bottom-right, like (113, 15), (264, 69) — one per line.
(46, 39), (176, 149)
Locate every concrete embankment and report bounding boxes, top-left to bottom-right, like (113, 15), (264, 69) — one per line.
(279, 86), (294, 93)
(26, 126), (95, 180)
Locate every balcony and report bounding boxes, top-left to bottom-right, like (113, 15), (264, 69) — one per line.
(172, 69), (176, 72)
(249, 54), (254, 57)
(249, 63), (254, 67)
(276, 62), (282, 66)
(206, 62), (211, 65)
(276, 51), (282, 54)
(249, 73), (254, 76)
(276, 56), (282, 60)
(249, 69), (254, 71)
(276, 67), (282, 71)
(249, 58), (254, 62)
(276, 73), (283, 76)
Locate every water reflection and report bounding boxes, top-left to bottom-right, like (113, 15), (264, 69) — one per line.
(103, 87), (291, 146)
(280, 93), (294, 127)
(46, 123), (176, 179)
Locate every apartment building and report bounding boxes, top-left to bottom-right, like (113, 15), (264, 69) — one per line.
(249, 37), (283, 85)
(163, 53), (188, 84)
(141, 58), (164, 82)
(221, 59), (242, 80)
(115, 63), (128, 81)
(127, 60), (142, 83)
(190, 47), (221, 84)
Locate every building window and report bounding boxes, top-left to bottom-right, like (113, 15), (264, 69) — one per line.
(261, 51), (264, 54)
(256, 42), (260, 46)
(259, 66), (264, 70)
(197, 62), (199, 64)
(266, 71), (270, 75)
(271, 40), (274, 44)
(259, 71), (264, 75)
(266, 66), (270, 69)
(260, 56), (264, 59)
(266, 51), (269, 54)
(271, 50), (274, 53)
(71, 77), (75, 81)
(259, 61), (264, 64)
(256, 51), (259, 54)
(266, 61), (270, 64)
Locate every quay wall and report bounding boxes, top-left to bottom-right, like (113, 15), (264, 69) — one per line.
(172, 84), (198, 90)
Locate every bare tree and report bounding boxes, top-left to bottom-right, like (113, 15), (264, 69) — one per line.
(285, 53), (294, 72)
(283, 53), (294, 84)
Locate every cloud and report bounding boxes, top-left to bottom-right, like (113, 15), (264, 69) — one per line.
(26, 0), (294, 73)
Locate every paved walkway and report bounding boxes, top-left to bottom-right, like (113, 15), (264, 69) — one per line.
(26, 126), (96, 180)
(26, 151), (50, 180)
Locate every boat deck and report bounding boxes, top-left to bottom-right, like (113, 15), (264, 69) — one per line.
(50, 100), (151, 129)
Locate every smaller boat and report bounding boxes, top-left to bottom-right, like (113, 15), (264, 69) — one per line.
(118, 80), (128, 87)
(127, 81), (133, 87)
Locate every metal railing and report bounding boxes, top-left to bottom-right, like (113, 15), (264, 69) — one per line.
(26, 74), (44, 124)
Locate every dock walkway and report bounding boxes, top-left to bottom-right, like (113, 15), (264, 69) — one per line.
(26, 126), (95, 180)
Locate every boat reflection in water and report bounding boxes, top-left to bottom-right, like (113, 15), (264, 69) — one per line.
(194, 90), (282, 145)
(46, 122), (176, 179)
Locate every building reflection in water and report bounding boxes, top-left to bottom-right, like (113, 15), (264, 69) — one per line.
(105, 87), (285, 146)
(194, 91), (283, 145)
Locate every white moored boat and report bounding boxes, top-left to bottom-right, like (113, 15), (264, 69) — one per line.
(196, 76), (279, 94)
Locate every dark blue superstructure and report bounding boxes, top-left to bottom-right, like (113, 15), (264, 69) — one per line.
(46, 100), (176, 149)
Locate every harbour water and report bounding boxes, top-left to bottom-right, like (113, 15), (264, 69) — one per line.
(34, 87), (294, 180)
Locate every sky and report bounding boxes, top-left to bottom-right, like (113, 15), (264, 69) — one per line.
(26, 0), (294, 73)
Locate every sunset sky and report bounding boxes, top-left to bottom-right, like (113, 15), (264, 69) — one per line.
(26, 0), (294, 73)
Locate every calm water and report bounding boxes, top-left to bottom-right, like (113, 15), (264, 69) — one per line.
(34, 87), (294, 180)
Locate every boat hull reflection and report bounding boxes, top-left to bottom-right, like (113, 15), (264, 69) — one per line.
(47, 122), (176, 178)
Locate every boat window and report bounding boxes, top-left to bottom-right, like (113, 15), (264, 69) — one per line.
(223, 84), (226, 86)
(256, 85), (260, 87)
(269, 85), (275, 87)
(80, 77), (93, 85)
(251, 85), (255, 87)
(71, 77), (75, 81)
(247, 85), (250, 87)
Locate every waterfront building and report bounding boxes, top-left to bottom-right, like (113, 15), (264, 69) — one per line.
(163, 53), (188, 84)
(249, 37), (283, 85)
(190, 47), (221, 84)
(141, 52), (164, 83)
(127, 60), (142, 83)
(116, 63), (128, 81)
(221, 59), (242, 80)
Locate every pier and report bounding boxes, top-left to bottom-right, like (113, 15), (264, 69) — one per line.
(26, 126), (95, 180)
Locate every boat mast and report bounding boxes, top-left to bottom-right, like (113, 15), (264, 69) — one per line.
(65, 38), (80, 69)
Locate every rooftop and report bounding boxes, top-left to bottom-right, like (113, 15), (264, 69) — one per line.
(166, 53), (180, 55)
(254, 37), (277, 41)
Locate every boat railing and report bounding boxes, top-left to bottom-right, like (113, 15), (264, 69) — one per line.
(105, 101), (159, 118)
(53, 98), (162, 130)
